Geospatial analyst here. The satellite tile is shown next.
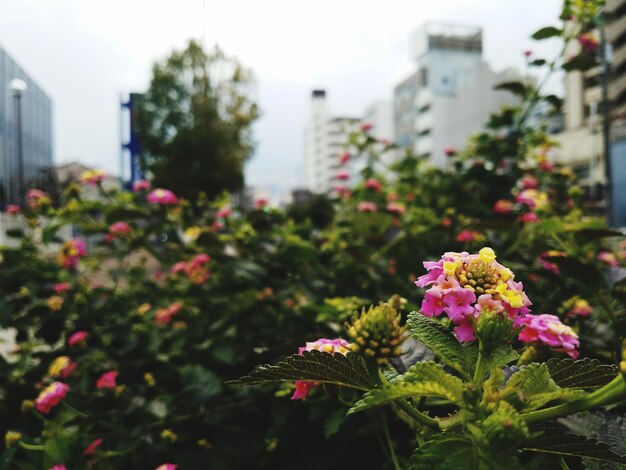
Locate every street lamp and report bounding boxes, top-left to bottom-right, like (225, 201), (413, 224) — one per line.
(9, 78), (27, 206)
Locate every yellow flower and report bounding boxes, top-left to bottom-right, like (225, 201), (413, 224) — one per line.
(479, 247), (496, 264)
(444, 261), (458, 276)
(184, 226), (202, 241)
(161, 428), (178, 443)
(137, 303), (151, 315)
(47, 296), (64, 311)
(48, 356), (71, 377)
(144, 372), (155, 387)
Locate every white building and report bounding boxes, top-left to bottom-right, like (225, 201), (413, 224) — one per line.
(394, 23), (524, 167)
(303, 90), (361, 193)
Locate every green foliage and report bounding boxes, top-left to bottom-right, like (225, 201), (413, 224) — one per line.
(546, 358), (619, 388)
(136, 40), (260, 201)
(232, 350), (375, 391)
(531, 26), (562, 40)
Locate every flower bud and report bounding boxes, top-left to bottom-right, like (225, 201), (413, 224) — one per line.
(345, 303), (407, 365)
(476, 309), (514, 351)
(5, 431), (21, 448)
(482, 402), (529, 450)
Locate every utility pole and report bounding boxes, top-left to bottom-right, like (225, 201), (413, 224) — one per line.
(597, 8), (613, 225)
(9, 78), (27, 206)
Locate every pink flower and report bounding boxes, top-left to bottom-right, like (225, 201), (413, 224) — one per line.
(155, 465), (177, 470)
(521, 212), (540, 224)
(493, 199), (513, 214)
(420, 290), (446, 317)
(454, 320), (476, 342)
(598, 251), (619, 268)
(568, 299), (593, 318)
(518, 314), (580, 359)
(520, 175), (539, 189)
(54, 282), (72, 294)
(254, 197), (269, 209)
(292, 338), (351, 400)
(523, 50), (533, 58)
(339, 151), (351, 165)
(216, 207), (232, 218)
(357, 201), (377, 212)
(48, 356), (77, 379)
(84, 438), (103, 456)
(109, 221), (132, 236)
(360, 122), (373, 132)
(133, 179), (151, 192)
(386, 202), (406, 214)
(57, 239), (87, 270)
(364, 178), (382, 192)
(443, 288), (477, 323)
(147, 189), (178, 205)
(7, 204), (21, 215)
(335, 170), (350, 181)
(97, 371), (118, 390)
(49, 466), (67, 470)
(171, 255), (211, 285)
(538, 159), (554, 172)
(155, 302), (183, 325)
(456, 230), (480, 242)
(475, 294), (504, 315)
(334, 185), (351, 198)
(35, 382), (69, 414)
(68, 331), (88, 346)
(578, 33), (599, 53)
(444, 147), (456, 157)
(80, 169), (107, 186)
(26, 189), (50, 209)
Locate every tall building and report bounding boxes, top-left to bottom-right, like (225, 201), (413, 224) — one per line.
(0, 45), (53, 206)
(393, 23), (524, 167)
(304, 90), (361, 193)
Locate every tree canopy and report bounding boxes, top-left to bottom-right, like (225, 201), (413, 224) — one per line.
(136, 40), (259, 201)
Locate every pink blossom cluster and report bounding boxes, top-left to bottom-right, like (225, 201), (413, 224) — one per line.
(416, 249), (532, 342)
(155, 464), (177, 470)
(292, 338), (352, 400)
(335, 170), (350, 181)
(357, 201), (377, 213)
(334, 185), (351, 198)
(35, 382), (69, 414)
(147, 189), (179, 205)
(54, 282), (72, 294)
(567, 298), (593, 318)
(364, 178), (382, 192)
(109, 221), (133, 237)
(537, 250), (567, 275)
(386, 202), (406, 215)
(171, 254), (211, 285)
(598, 251), (619, 268)
(57, 239), (87, 270)
(84, 438), (103, 456)
(26, 189), (50, 210)
(133, 179), (151, 192)
(155, 302), (184, 325)
(518, 314), (579, 359)
(7, 204), (21, 215)
(48, 356), (77, 379)
(80, 169), (107, 186)
(578, 33), (599, 53)
(68, 331), (88, 346)
(493, 199), (514, 214)
(456, 230), (482, 243)
(255, 197), (269, 209)
(339, 151), (351, 165)
(215, 206), (232, 219)
(96, 371), (118, 390)
(50, 465), (67, 470)
(416, 249), (580, 357)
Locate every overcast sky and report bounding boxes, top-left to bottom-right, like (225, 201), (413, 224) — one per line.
(0, 0), (562, 195)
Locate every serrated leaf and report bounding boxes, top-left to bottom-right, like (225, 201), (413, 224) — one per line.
(524, 424), (626, 464)
(494, 81), (530, 97)
(232, 350), (375, 391)
(531, 26), (562, 40)
(525, 389), (586, 411)
(563, 52), (597, 72)
(407, 312), (469, 379)
(409, 435), (522, 470)
(560, 411), (626, 457)
(487, 344), (519, 370)
(504, 363), (558, 396)
(545, 358), (618, 388)
(348, 381), (460, 414)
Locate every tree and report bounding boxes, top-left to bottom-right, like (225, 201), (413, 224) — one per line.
(136, 40), (259, 201)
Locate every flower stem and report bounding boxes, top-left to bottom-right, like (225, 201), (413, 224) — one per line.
(19, 442), (44, 451)
(523, 375), (626, 424)
(473, 344), (488, 385)
(381, 411), (401, 470)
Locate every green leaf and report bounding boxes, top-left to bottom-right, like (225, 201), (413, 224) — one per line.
(324, 408), (348, 438)
(494, 81), (530, 97)
(559, 411), (626, 457)
(544, 94), (563, 112)
(563, 53), (597, 72)
(545, 358), (618, 388)
(44, 437), (71, 468)
(348, 381), (460, 414)
(524, 423), (626, 464)
(530, 58), (547, 66)
(401, 362), (465, 392)
(105, 207), (149, 222)
(407, 312), (469, 378)
(180, 364), (222, 400)
(487, 344), (519, 370)
(42, 224), (62, 244)
(525, 389), (586, 411)
(231, 350), (375, 391)
(409, 435), (522, 469)
(531, 26), (562, 40)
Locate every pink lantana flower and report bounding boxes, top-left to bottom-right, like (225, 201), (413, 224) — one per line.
(97, 371), (119, 390)
(443, 288), (476, 323)
(578, 33), (599, 53)
(444, 147), (456, 157)
(49, 466), (67, 470)
(68, 331), (88, 346)
(334, 185), (351, 198)
(26, 189), (50, 209)
(147, 189), (179, 205)
(35, 382), (69, 414)
(364, 178), (382, 192)
(80, 169), (107, 186)
(357, 202), (377, 212)
(84, 438), (103, 456)
(7, 204), (21, 215)
(254, 197), (269, 209)
(520, 176), (539, 189)
(420, 290), (447, 317)
(57, 239), (87, 270)
(386, 202), (406, 214)
(598, 251), (619, 268)
(520, 212), (540, 224)
(54, 282), (72, 294)
(216, 207), (232, 219)
(292, 338), (352, 400)
(493, 199), (513, 214)
(518, 314), (580, 359)
(133, 179), (151, 192)
(360, 122), (373, 132)
(456, 230), (481, 242)
(155, 302), (183, 325)
(155, 464), (177, 470)
(339, 151), (351, 165)
(109, 221), (132, 237)
(48, 356), (77, 379)
(568, 298), (593, 318)
(335, 170), (351, 181)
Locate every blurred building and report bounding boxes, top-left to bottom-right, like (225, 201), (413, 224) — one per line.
(304, 90), (361, 193)
(0, 44), (53, 207)
(393, 23), (524, 167)
(553, 0), (626, 225)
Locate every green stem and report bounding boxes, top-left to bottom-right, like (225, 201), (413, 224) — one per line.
(19, 442), (44, 451)
(559, 457), (571, 470)
(473, 344), (488, 385)
(523, 375), (626, 424)
(381, 411), (401, 470)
